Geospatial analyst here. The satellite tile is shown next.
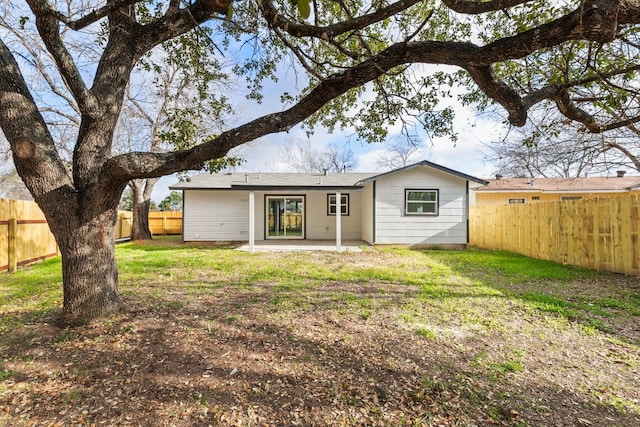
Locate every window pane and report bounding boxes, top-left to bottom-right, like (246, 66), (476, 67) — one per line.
(423, 203), (436, 213)
(407, 191), (436, 201)
(328, 194), (349, 215)
(407, 202), (436, 213)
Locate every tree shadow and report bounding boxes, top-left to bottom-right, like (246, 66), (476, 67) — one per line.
(2, 276), (639, 426)
(410, 248), (640, 345)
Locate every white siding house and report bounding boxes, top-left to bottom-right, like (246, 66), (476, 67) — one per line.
(170, 160), (487, 249)
(368, 167), (473, 245)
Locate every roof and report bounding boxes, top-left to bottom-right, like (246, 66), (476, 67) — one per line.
(360, 160), (489, 185)
(169, 172), (378, 190)
(170, 160), (488, 191)
(474, 176), (640, 193)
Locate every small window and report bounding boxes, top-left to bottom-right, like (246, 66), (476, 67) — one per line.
(405, 189), (438, 215)
(509, 198), (526, 204)
(561, 196), (582, 201)
(328, 194), (349, 216)
(531, 196), (540, 200)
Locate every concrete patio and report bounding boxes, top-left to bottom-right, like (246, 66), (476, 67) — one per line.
(235, 240), (369, 252)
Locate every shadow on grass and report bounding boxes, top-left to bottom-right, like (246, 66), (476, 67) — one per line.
(1, 287), (637, 427)
(413, 248), (640, 344)
(2, 244), (639, 426)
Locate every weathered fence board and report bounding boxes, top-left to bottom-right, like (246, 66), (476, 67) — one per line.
(0, 199), (59, 272)
(470, 195), (640, 276)
(2, 199), (184, 272)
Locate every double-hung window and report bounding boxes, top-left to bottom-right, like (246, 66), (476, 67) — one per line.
(327, 194), (349, 216)
(405, 189), (438, 215)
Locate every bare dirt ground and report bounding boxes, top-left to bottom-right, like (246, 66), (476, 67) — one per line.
(1, 248), (639, 426)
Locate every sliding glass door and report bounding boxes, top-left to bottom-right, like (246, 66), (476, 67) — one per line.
(266, 196), (304, 239)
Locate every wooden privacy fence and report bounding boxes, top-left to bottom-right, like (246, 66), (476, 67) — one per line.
(116, 211), (133, 240)
(0, 199), (59, 272)
(1, 199), (183, 272)
(115, 211), (182, 239)
(149, 211), (182, 235)
(469, 195), (640, 276)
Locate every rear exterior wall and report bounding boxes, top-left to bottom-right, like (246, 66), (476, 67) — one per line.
(182, 189), (362, 241)
(373, 168), (469, 245)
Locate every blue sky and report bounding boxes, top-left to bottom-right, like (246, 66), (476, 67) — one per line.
(153, 110), (503, 201)
(152, 60), (505, 202)
(152, 100), (505, 203)
(0, 10), (505, 203)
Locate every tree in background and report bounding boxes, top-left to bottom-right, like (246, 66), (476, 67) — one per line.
(2, 0), (640, 324)
(0, 170), (33, 200)
(485, 105), (640, 178)
(118, 188), (157, 211)
(273, 139), (356, 173)
(158, 191), (183, 211)
(468, 4), (640, 178)
(375, 136), (425, 171)
(118, 47), (236, 240)
(0, 138), (31, 199)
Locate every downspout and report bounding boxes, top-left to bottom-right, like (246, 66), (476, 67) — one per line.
(372, 181), (376, 244)
(466, 181), (470, 244)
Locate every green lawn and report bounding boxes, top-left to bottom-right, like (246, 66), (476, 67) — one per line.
(0, 237), (639, 426)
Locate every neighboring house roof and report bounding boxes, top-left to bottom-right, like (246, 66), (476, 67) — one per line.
(474, 176), (640, 193)
(169, 160), (488, 191)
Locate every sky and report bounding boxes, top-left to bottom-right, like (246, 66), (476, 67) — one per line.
(151, 63), (506, 203)
(152, 112), (503, 202)
(0, 5), (507, 204)
(152, 110), (503, 202)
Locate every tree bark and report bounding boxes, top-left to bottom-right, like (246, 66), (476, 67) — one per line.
(130, 178), (158, 240)
(131, 197), (153, 240)
(55, 205), (124, 326)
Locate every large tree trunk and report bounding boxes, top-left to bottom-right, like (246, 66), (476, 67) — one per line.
(53, 205), (124, 325)
(131, 197), (152, 240)
(130, 178), (159, 240)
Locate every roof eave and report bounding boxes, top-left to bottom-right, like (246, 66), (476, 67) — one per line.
(360, 160), (488, 185)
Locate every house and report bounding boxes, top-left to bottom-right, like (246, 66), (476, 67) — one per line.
(472, 171), (640, 206)
(169, 160), (488, 251)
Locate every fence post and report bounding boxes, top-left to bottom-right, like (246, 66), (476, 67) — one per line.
(8, 214), (17, 273)
(163, 215), (167, 235)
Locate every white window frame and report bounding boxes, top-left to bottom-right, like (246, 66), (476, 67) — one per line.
(405, 189), (439, 216)
(328, 193), (349, 216)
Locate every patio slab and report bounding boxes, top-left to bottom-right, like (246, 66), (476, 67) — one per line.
(236, 240), (369, 252)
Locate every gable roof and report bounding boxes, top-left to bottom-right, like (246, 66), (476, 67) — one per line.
(474, 176), (640, 193)
(361, 160), (488, 185)
(169, 160), (488, 191)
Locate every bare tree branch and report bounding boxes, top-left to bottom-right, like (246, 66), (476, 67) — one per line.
(442, 0), (533, 15)
(259, 0), (424, 38)
(554, 89), (602, 132)
(48, 0), (145, 30)
(26, 0), (98, 117)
